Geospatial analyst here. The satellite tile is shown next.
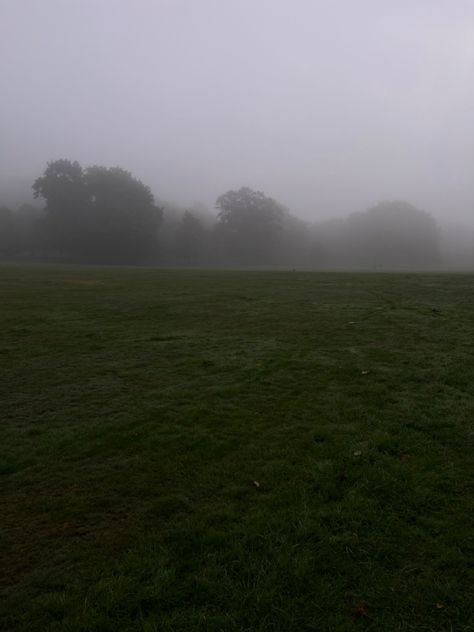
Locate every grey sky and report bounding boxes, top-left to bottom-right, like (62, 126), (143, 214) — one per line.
(1, 0), (473, 223)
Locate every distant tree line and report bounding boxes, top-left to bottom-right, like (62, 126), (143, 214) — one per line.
(0, 158), (449, 269)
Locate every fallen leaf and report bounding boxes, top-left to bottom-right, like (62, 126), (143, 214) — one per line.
(352, 601), (369, 619)
(252, 480), (261, 488)
(361, 370), (369, 375)
(435, 603), (445, 609)
(353, 450), (362, 457)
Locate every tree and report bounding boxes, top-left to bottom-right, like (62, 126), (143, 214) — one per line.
(15, 204), (44, 256)
(174, 211), (205, 264)
(33, 160), (162, 263)
(215, 187), (285, 264)
(84, 166), (162, 262)
(0, 206), (18, 257)
(33, 159), (88, 255)
(343, 201), (441, 268)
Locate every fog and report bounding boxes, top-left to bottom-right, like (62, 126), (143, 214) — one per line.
(1, 1), (474, 267)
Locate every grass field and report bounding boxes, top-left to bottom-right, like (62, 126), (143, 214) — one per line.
(1, 265), (473, 631)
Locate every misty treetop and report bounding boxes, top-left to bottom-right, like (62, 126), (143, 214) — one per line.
(215, 187), (286, 264)
(32, 159), (162, 263)
(216, 187), (285, 231)
(0, 159), (449, 268)
(173, 211), (206, 264)
(327, 201), (441, 268)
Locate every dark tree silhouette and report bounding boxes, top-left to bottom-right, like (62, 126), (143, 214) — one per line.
(83, 166), (161, 262)
(215, 187), (285, 264)
(15, 204), (44, 256)
(33, 159), (88, 255)
(174, 211), (206, 264)
(0, 207), (18, 257)
(33, 160), (162, 263)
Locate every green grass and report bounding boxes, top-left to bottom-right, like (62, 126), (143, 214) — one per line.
(1, 265), (473, 631)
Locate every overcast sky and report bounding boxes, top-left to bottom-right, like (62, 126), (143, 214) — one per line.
(1, 0), (473, 224)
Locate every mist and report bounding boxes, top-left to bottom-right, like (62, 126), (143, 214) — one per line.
(1, 0), (474, 265)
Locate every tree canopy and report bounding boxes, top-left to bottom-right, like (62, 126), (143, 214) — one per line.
(344, 201), (441, 268)
(33, 159), (162, 263)
(0, 163), (449, 268)
(0, 207), (17, 257)
(215, 187), (285, 264)
(174, 211), (206, 264)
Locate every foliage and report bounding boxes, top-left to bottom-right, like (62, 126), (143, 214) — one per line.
(174, 211), (206, 263)
(1, 173), (449, 268)
(0, 207), (17, 256)
(84, 165), (161, 262)
(347, 201), (441, 268)
(14, 204), (44, 255)
(315, 201), (441, 269)
(215, 187), (286, 264)
(32, 159), (162, 263)
(32, 160), (88, 255)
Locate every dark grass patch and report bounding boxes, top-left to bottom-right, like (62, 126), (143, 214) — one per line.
(0, 266), (473, 631)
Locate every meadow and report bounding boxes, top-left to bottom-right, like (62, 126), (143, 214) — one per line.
(1, 266), (473, 631)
